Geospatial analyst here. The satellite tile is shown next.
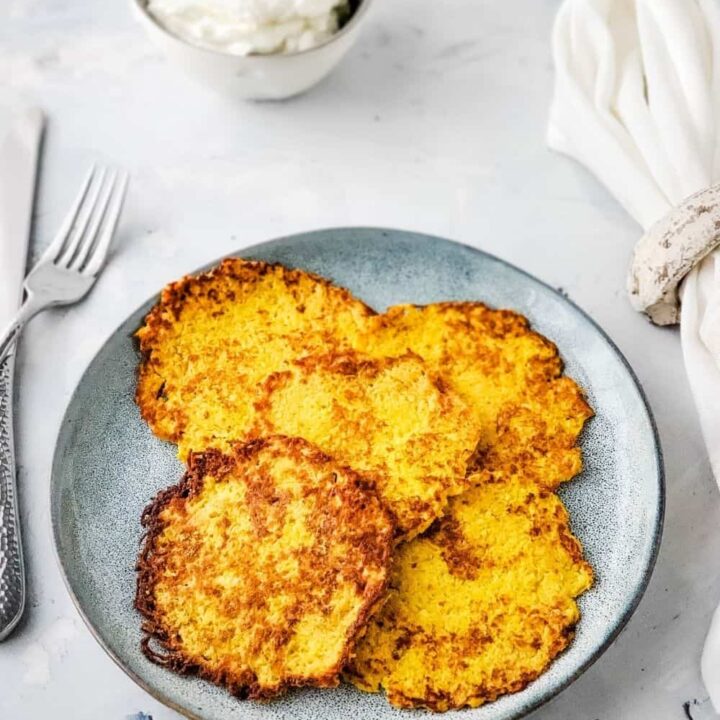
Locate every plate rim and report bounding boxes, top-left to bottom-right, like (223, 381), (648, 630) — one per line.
(50, 226), (665, 720)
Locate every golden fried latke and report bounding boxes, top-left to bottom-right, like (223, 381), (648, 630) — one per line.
(135, 258), (373, 444)
(135, 264), (596, 710)
(347, 467), (593, 711)
(135, 436), (395, 700)
(166, 351), (478, 540)
(359, 302), (593, 486)
(347, 301), (594, 710)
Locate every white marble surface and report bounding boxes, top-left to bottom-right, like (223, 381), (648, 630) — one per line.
(0, 1), (718, 718)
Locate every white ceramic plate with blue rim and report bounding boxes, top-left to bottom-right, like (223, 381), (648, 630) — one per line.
(51, 228), (664, 720)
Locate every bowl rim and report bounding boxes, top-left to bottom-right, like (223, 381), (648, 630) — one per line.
(131, 0), (374, 59)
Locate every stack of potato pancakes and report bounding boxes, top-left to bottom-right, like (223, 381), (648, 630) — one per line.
(134, 258), (594, 711)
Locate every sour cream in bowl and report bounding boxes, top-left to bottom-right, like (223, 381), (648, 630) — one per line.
(132, 0), (372, 100)
(145, 0), (355, 55)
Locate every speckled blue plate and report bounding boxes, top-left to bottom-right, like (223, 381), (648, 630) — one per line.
(51, 228), (664, 720)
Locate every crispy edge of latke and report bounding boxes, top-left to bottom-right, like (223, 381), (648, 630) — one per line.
(134, 258), (377, 440)
(377, 300), (548, 338)
(134, 435), (396, 701)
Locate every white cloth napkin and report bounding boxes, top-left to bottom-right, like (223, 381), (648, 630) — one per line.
(548, 0), (720, 707)
(0, 100), (43, 330)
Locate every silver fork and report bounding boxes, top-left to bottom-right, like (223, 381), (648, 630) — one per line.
(0, 165), (129, 364)
(0, 165), (128, 640)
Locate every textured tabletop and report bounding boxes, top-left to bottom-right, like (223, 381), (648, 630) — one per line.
(0, 1), (717, 718)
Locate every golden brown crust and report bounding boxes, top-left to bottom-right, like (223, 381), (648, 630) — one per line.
(133, 260), (595, 710)
(346, 467), (594, 711)
(137, 258), (375, 343)
(245, 350), (478, 539)
(135, 435), (395, 700)
(135, 258), (375, 442)
(359, 301), (594, 487)
(348, 301), (594, 710)
(138, 266), (479, 539)
(133, 259), (480, 538)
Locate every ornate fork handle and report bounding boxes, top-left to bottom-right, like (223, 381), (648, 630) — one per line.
(0, 351), (25, 640)
(0, 321), (24, 367)
(0, 301), (41, 367)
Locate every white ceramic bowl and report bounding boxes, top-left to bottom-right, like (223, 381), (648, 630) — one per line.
(131, 0), (374, 100)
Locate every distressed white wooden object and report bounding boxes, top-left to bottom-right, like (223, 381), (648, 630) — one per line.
(628, 183), (720, 325)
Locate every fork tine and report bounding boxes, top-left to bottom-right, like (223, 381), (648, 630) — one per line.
(69, 169), (118, 271)
(82, 170), (129, 277)
(39, 165), (97, 263)
(57, 167), (108, 268)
